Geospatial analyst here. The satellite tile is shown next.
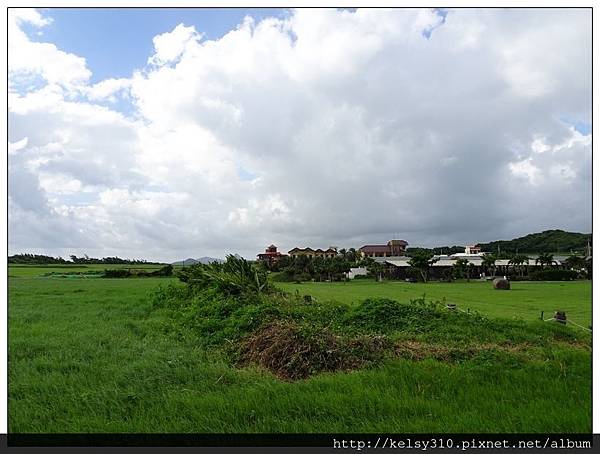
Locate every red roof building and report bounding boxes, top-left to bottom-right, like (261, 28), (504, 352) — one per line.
(257, 245), (286, 265)
(288, 247), (337, 258)
(359, 240), (408, 257)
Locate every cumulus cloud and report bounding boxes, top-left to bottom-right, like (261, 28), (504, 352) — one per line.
(148, 23), (202, 66)
(8, 9), (91, 92)
(8, 8), (591, 261)
(86, 78), (132, 102)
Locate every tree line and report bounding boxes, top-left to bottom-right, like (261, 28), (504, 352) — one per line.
(477, 229), (591, 255)
(8, 253), (163, 265)
(398, 251), (591, 283)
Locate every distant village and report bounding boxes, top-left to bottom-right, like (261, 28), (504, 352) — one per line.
(257, 239), (589, 281)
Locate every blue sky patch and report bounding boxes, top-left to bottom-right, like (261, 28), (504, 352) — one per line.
(32, 8), (288, 83)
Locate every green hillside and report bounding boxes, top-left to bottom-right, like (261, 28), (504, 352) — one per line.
(478, 230), (591, 255)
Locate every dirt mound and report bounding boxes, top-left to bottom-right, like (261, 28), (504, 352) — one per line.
(238, 321), (388, 380)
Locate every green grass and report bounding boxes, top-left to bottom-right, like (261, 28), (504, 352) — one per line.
(277, 279), (592, 326)
(8, 263), (169, 278)
(8, 271), (591, 433)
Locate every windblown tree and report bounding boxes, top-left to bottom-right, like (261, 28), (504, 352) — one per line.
(408, 251), (439, 283)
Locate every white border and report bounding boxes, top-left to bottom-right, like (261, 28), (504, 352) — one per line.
(1, 0), (596, 436)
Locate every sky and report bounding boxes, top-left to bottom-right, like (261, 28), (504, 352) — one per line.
(8, 7), (592, 262)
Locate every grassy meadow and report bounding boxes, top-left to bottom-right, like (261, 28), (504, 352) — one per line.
(277, 279), (592, 326)
(8, 265), (592, 433)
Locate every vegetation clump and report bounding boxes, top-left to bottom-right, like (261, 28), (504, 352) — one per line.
(103, 265), (173, 278)
(150, 255), (590, 380)
(238, 321), (389, 380)
(530, 269), (578, 281)
(342, 297), (441, 334)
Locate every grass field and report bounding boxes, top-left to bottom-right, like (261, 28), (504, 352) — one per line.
(8, 263), (169, 278)
(277, 279), (592, 326)
(8, 266), (592, 433)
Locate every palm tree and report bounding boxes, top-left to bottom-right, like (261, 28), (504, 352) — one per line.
(481, 254), (497, 277)
(536, 253), (555, 269)
(509, 254), (529, 277)
(453, 258), (469, 280)
(347, 248), (358, 263)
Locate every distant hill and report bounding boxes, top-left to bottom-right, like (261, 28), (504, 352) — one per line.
(478, 230), (591, 255)
(172, 257), (223, 266)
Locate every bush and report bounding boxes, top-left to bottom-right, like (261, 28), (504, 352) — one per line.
(343, 297), (442, 334)
(530, 269), (579, 281)
(177, 255), (271, 296)
(150, 264), (173, 277)
(103, 269), (131, 278)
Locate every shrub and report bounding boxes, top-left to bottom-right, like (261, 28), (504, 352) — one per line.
(150, 264), (173, 277)
(177, 255), (271, 296)
(343, 297), (442, 334)
(530, 269), (579, 281)
(103, 268), (131, 278)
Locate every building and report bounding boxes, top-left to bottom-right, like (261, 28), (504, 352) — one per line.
(464, 244), (482, 255)
(359, 239), (408, 258)
(257, 245), (286, 265)
(347, 267), (368, 279)
(288, 247), (337, 258)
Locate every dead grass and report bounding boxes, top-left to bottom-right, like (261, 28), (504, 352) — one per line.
(238, 321), (389, 380)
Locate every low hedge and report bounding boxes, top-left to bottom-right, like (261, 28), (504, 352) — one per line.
(529, 269), (579, 281)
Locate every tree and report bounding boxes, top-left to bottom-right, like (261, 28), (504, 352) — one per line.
(363, 257), (384, 281)
(408, 251), (438, 282)
(312, 256), (325, 281)
(347, 248), (359, 264)
(585, 256), (592, 279)
(332, 255), (351, 280)
(564, 254), (586, 271)
(509, 254), (529, 277)
(481, 254), (497, 277)
(452, 258), (469, 280)
(536, 253), (555, 269)
(467, 262), (475, 282)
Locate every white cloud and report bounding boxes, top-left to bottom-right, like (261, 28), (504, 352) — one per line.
(8, 137), (28, 155)
(509, 159), (542, 186)
(148, 23), (202, 66)
(8, 8), (592, 261)
(8, 9), (91, 92)
(86, 78), (132, 102)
